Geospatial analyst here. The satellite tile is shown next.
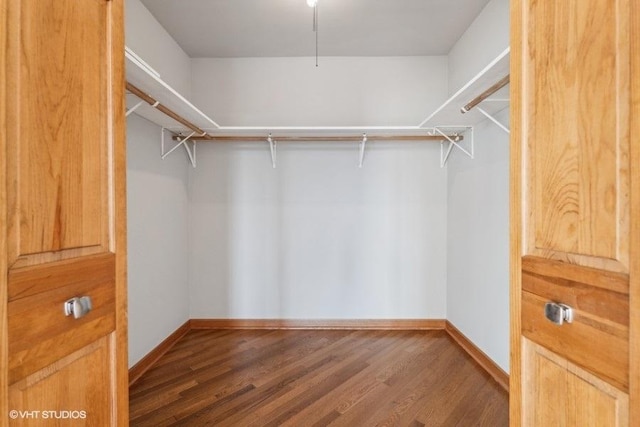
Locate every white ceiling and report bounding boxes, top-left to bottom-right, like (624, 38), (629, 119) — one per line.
(140, 0), (492, 58)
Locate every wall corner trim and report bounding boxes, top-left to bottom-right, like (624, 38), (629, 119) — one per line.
(128, 320), (191, 387)
(445, 320), (509, 391)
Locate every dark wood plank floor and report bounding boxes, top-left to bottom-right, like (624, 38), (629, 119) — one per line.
(129, 329), (508, 426)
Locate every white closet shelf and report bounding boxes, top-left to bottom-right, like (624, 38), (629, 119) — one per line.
(419, 47), (510, 128)
(125, 47), (220, 132)
(124, 46), (466, 140)
(124, 46), (503, 168)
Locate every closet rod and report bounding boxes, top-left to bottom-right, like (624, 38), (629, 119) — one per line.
(171, 134), (461, 142)
(126, 82), (210, 137)
(127, 81), (462, 143)
(461, 75), (510, 113)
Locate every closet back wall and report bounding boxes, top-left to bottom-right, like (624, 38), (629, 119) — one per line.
(189, 57), (447, 319)
(189, 142), (447, 319)
(188, 57), (449, 319)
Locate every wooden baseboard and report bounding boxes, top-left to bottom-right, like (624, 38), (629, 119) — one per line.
(189, 318), (447, 330)
(128, 320), (190, 387)
(445, 321), (509, 391)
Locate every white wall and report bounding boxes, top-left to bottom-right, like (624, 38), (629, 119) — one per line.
(125, 0), (192, 96)
(125, 0), (194, 367)
(447, 0), (509, 93)
(127, 115), (191, 366)
(191, 56), (448, 127)
(187, 56), (449, 319)
(446, 109), (510, 372)
(445, 0), (510, 372)
(189, 142), (447, 319)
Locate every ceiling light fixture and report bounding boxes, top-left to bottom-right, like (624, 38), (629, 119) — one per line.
(306, 0), (317, 7)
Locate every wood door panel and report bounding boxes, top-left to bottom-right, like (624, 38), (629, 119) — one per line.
(522, 338), (566, 426)
(525, 0), (630, 273)
(5, 0), (111, 269)
(8, 253), (115, 301)
(522, 291), (628, 391)
(522, 258), (629, 326)
(9, 336), (114, 426)
(7, 275), (115, 383)
(523, 338), (629, 426)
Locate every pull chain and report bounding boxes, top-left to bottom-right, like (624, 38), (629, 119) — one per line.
(314, 4), (318, 67)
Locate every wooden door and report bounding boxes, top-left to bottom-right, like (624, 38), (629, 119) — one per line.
(0, 0), (127, 425)
(511, 0), (639, 425)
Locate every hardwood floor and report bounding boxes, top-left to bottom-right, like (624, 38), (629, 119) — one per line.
(129, 330), (508, 426)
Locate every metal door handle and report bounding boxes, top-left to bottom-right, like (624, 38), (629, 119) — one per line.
(544, 301), (573, 325)
(64, 296), (93, 319)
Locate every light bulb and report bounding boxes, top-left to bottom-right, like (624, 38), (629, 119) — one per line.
(306, 0), (317, 7)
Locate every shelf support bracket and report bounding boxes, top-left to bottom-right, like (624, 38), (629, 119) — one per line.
(126, 100), (144, 117)
(477, 107), (510, 134)
(436, 126), (473, 167)
(268, 134), (277, 168)
(358, 133), (367, 168)
(161, 129), (198, 167)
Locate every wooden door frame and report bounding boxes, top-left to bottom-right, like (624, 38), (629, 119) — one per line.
(629, 1), (640, 423)
(508, 0), (523, 423)
(1, 0), (8, 423)
(111, 0), (129, 424)
(509, 0), (640, 424)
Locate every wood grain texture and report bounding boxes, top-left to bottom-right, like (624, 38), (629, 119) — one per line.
(523, 338), (628, 426)
(514, 0), (635, 424)
(509, 0), (524, 424)
(189, 319), (446, 330)
(8, 253), (115, 301)
(129, 330), (508, 426)
(5, 0), (111, 269)
(521, 291), (628, 391)
(8, 283), (116, 383)
(445, 321), (509, 391)
(522, 255), (629, 295)
(111, 0), (129, 424)
(630, 0), (640, 422)
(0, 0), (8, 423)
(9, 337), (114, 426)
(3, 0), (127, 424)
(129, 321), (190, 387)
(522, 259), (629, 326)
(525, 0), (630, 274)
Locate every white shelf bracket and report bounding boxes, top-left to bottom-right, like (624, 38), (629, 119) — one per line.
(358, 133), (367, 168)
(437, 126), (474, 168)
(268, 134), (277, 168)
(126, 100), (144, 117)
(477, 107), (510, 134)
(161, 128), (198, 167)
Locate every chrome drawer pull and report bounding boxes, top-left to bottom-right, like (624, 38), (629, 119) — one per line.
(64, 296), (93, 319)
(544, 302), (573, 325)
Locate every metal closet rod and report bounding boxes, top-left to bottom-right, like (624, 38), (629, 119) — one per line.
(171, 134), (462, 142)
(461, 74), (510, 113)
(126, 82), (208, 136)
(126, 81), (463, 142)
